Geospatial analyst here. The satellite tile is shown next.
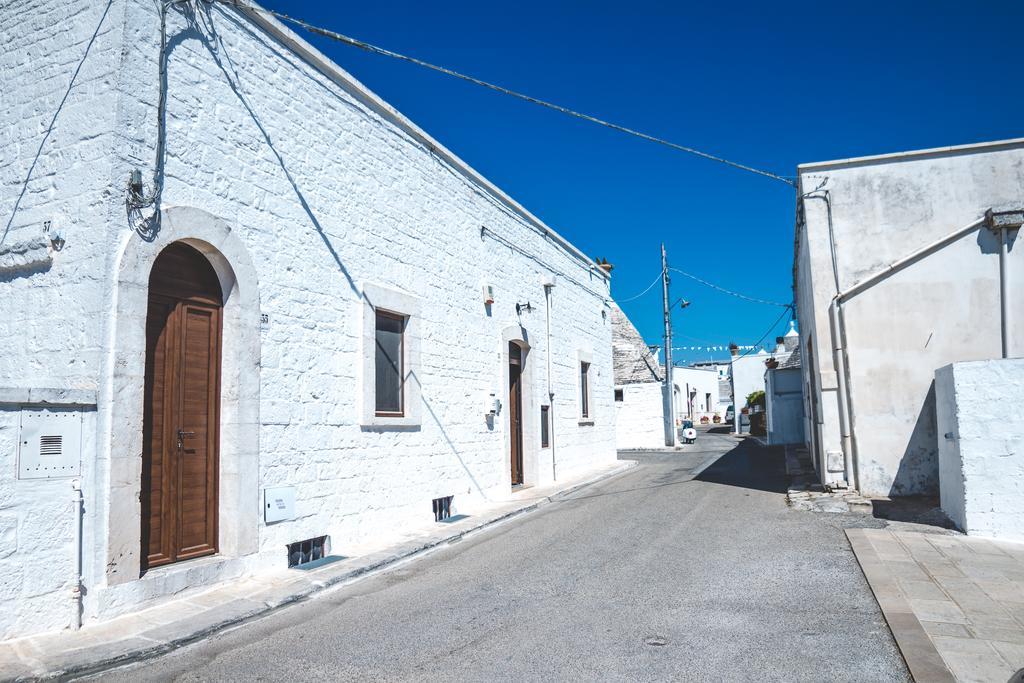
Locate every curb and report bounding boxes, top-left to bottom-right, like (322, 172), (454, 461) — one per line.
(18, 460), (637, 682)
(845, 529), (955, 683)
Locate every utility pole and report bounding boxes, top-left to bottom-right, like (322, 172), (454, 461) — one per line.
(661, 244), (676, 447)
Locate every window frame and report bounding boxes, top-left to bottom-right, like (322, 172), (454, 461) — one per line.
(577, 350), (594, 424)
(373, 309), (406, 417)
(360, 283), (422, 428)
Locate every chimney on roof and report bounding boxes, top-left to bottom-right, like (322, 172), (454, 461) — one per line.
(783, 320), (799, 352)
(729, 342), (739, 358)
(774, 336), (786, 354)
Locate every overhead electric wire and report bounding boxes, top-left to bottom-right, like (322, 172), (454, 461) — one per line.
(668, 267), (790, 308)
(736, 305), (793, 360)
(613, 269), (664, 304)
(222, 1), (795, 187)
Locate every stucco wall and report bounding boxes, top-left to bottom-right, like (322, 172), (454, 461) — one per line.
(796, 140), (1024, 496)
(0, 0), (616, 639)
(936, 359), (1024, 541)
(614, 382), (665, 450)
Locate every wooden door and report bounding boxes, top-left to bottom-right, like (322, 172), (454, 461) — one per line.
(142, 243), (222, 572)
(508, 343), (524, 486)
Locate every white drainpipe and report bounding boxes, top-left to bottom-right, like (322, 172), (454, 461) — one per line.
(544, 279), (557, 481)
(71, 479), (84, 630)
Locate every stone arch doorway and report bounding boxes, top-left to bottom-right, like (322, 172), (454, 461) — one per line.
(141, 242), (223, 571)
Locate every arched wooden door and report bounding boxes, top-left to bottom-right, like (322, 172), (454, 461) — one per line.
(508, 342), (524, 486)
(141, 242), (223, 572)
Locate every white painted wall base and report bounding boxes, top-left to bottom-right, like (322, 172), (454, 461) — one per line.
(615, 383), (666, 450)
(936, 359), (1024, 542)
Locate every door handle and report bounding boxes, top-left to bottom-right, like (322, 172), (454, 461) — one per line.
(177, 429), (196, 449)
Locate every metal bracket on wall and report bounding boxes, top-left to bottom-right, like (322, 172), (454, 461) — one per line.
(984, 209), (1024, 232)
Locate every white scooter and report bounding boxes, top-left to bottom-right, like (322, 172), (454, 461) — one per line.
(681, 420), (697, 444)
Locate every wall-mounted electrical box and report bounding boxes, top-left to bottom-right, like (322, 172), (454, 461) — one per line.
(486, 392), (500, 416)
(482, 283), (495, 305)
(264, 486), (295, 523)
(18, 408), (82, 479)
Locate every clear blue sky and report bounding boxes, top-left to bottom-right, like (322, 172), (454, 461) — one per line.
(260, 0), (1023, 363)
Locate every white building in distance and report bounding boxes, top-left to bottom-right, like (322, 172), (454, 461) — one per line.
(0, 1), (617, 639)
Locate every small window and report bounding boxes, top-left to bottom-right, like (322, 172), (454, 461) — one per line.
(541, 405), (550, 447)
(614, 388), (624, 402)
(375, 310), (404, 416)
(580, 362), (591, 419)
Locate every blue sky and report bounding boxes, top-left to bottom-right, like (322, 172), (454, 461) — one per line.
(259, 0), (1023, 363)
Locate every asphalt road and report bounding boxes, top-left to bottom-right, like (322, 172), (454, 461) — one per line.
(100, 428), (909, 682)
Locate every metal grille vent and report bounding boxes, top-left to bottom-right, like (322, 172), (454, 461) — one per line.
(433, 495), (454, 522)
(287, 535), (327, 568)
(39, 435), (63, 457)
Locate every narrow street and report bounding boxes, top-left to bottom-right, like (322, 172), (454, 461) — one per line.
(101, 429), (908, 682)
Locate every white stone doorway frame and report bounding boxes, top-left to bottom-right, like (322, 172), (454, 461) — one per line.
(101, 206), (261, 592)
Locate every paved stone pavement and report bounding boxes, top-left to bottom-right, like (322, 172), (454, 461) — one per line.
(849, 528), (1024, 682)
(92, 429), (909, 682)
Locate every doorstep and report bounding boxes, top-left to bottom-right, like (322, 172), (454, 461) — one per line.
(0, 459), (636, 681)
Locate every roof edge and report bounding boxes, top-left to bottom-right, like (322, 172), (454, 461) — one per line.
(230, 1), (608, 280)
(798, 137), (1024, 174)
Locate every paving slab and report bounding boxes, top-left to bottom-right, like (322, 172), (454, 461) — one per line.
(0, 460), (636, 682)
(849, 528), (1024, 682)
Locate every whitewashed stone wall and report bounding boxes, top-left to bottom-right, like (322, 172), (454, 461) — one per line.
(614, 383), (665, 450)
(0, 0), (616, 640)
(935, 359), (1024, 541)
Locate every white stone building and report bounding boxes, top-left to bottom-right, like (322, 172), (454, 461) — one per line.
(0, 0), (617, 640)
(794, 138), (1023, 497)
(611, 303), (666, 449)
(728, 348), (769, 431)
(672, 366), (720, 423)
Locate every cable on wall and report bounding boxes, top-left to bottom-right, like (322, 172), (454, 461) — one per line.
(219, 0), (796, 187)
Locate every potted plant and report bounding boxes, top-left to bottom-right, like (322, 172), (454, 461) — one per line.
(700, 415), (710, 424)
(713, 414), (721, 424)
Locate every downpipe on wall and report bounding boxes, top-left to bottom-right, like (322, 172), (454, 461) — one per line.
(71, 479), (84, 630)
(827, 300), (856, 490)
(987, 209), (1023, 358)
(544, 281), (557, 481)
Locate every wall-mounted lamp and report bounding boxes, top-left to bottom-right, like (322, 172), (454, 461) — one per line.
(516, 302), (534, 315)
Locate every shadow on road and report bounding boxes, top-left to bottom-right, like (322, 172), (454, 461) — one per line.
(694, 438), (788, 494)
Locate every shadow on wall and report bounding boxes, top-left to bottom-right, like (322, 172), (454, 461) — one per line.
(1, 0), (115, 248)
(184, 4), (490, 499)
(889, 381), (939, 496)
(976, 218), (1018, 254)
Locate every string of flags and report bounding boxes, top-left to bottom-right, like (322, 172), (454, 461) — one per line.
(672, 345), (761, 353)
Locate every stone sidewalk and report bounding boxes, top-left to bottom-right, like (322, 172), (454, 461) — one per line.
(0, 460), (636, 682)
(848, 528), (1024, 682)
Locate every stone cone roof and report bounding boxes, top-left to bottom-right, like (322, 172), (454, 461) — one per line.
(610, 301), (662, 385)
